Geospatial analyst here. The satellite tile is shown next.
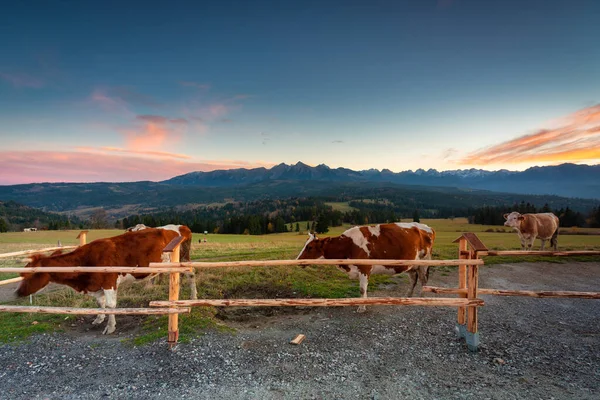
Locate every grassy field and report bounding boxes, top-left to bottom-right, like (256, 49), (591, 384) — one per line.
(1, 218), (599, 344)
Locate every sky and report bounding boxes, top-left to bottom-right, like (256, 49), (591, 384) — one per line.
(1, 0), (599, 184)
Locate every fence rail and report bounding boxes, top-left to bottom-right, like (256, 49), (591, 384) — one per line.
(0, 245), (78, 259)
(157, 258), (484, 269)
(0, 305), (191, 315)
(150, 297), (485, 308)
(423, 286), (600, 299)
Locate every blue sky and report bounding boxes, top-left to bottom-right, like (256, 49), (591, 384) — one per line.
(1, 0), (599, 183)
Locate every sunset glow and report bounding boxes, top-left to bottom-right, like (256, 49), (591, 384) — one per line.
(1, 1), (599, 184)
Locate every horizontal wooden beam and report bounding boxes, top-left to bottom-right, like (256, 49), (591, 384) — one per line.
(0, 266), (194, 274)
(154, 258), (484, 269)
(0, 277), (24, 286)
(150, 297), (485, 308)
(0, 305), (191, 315)
(478, 250), (600, 257)
(0, 246), (78, 259)
(423, 286), (600, 299)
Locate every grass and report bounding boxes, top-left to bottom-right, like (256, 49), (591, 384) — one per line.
(1, 218), (599, 344)
(325, 202), (358, 212)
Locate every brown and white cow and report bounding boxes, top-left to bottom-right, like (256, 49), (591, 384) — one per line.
(126, 224), (197, 300)
(503, 212), (559, 250)
(296, 222), (436, 312)
(13, 228), (192, 334)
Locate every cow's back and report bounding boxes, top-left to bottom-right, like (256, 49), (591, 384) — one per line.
(345, 222), (435, 260)
(525, 213), (559, 239)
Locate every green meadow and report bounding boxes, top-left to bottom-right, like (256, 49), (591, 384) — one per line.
(1, 218), (599, 343)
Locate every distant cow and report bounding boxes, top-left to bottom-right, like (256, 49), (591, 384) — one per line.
(126, 224), (197, 300)
(14, 228), (192, 334)
(503, 212), (559, 251)
(296, 222), (436, 312)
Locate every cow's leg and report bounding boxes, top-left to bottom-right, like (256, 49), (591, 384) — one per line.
(103, 289), (118, 335)
(417, 266), (430, 295)
(526, 237), (535, 251)
(187, 271), (198, 300)
(406, 270), (418, 297)
(357, 266), (372, 313)
(415, 251), (432, 296)
(540, 239), (546, 251)
(91, 291), (106, 326)
(551, 229), (559, 251)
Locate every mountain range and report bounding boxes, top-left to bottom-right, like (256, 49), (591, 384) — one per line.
(164, 162), (600, 199)
(0, 162), (597, 219)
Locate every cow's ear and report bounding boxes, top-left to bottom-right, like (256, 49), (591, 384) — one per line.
(503, 213), (509, 220)
(518, 216), (525, 221)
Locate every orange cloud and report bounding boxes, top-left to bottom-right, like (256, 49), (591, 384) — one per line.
(0, 150), (275, 184)
(460, 104), (600, 166)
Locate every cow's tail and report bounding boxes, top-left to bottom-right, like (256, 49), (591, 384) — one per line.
(550, 226), (559, 251)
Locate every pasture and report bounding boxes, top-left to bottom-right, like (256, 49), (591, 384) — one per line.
(1, 218), (599, 344)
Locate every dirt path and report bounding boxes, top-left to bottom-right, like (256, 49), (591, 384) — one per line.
(1, 262), (599, 399)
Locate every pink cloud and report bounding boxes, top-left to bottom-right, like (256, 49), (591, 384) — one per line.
(0, 151), (276, 184)
(0, 72), (45, 88)
(208, 104), (229, 118)
(120, 114), (190, 150)
(74, 146), (193, 160)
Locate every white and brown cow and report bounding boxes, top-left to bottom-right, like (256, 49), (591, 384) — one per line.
(13, 227), (193, 334)
(503, 212), (559, 251)
(296, 222), (436, 312)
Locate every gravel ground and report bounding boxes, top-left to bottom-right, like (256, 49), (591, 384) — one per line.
(1, 262), (599, 400)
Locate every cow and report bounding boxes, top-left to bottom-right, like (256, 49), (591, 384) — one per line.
(125, 224), (197, 300)
(296, 222), (436, 312)
(13, 228), (192, 334)
(503, 212), (559, 251)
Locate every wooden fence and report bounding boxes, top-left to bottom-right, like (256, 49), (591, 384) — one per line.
(422, 233), (600, 350)
(1, 231), (598, 352)
(0, 232), (192, 341)
(149, 257), (486, 348)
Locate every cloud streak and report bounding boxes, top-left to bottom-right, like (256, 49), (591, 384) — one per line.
(0, 72), (45, 88)
(460, 104), (600, 166)
(0, 150), (275, 184)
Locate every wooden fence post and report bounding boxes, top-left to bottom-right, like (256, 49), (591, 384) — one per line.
(466, 253), (480, 352)
(168, 243), (181, 348)
(456, 237), (468, 339)
(77, 231), (88, 246)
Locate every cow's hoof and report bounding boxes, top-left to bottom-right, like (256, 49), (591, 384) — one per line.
(91, 316), (105, 325)
(356, 306), (367, 313)
(103, 325), (116, 335)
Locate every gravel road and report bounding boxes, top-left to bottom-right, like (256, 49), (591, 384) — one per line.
(1, 262), (598, 399)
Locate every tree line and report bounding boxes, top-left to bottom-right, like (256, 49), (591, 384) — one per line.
(468, 201), (600, 228)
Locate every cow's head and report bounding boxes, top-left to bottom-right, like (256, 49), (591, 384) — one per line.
(296, 233), (328, 261)
(126, 224), (148, 232)
(503, 211), (524, 228)
(15, 254), (52, 297)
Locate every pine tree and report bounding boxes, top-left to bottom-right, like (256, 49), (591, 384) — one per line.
(413, 209), (420, 223)
(315, 214), (330, 234)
